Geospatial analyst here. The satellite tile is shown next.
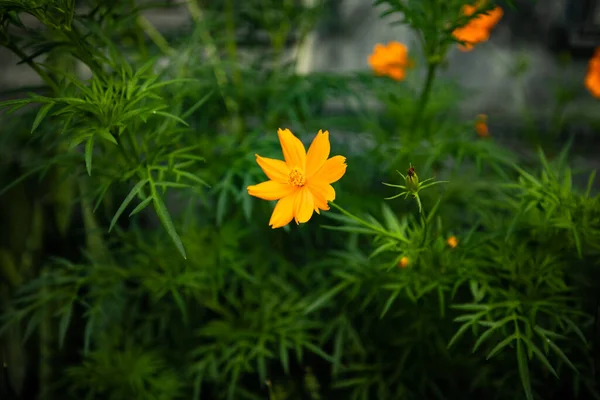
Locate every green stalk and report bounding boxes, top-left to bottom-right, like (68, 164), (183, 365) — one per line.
(187, 0), (243, 139)
(38, 268), (53, 400)
(409, 62), (437, 134)
(5, 43), (60, 94)
(137, 15), (174, 56)
(225, 0), (241, 85)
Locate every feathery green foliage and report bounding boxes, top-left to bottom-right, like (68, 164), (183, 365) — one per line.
(0, 0), (599, 399)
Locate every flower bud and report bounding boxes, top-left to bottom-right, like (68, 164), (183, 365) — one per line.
(399, 256), (409, 268)
(405, 166), (419, 193)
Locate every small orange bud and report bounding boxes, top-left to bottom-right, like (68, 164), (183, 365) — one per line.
(475, 114), (489, 137)
(447, 236), (458, 248)
(399, 256), (409, 268)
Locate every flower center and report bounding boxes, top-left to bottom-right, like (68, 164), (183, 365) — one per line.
(288, 167), (306, 187)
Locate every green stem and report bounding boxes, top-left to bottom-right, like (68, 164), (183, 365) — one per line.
(5, 43), (60, 94)
(137, 15), (174, 56)
(38, 268), (52, 400)
(130, 0), (148, 59)
(225, 0), (240, 85)
(187, 0), (243, 139)
(409, 62), (437, 133)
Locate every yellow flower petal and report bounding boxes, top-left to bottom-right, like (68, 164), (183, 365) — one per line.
(269, 193), (295, 228)
(255, 154), (290, 183)
(307, 181), (335, 210)
(305, 130), (330, 179)
(247, 180), (296, 201)
(293, 187), (314, 224)
(278, 128), (306, 169)
(311, 155), (347, 184)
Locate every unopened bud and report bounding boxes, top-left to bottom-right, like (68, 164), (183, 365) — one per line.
(405, 165), (419, 193)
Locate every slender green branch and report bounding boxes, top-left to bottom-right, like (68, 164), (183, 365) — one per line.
(136, 15), (175, 56)
(187, 0), (243, 138)
(409, 62), (437, 133)
(5, 42), (60, 94)
(225, 0), (241, 85)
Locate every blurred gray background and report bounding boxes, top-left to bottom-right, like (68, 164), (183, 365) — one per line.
(0, 0), (599, 136)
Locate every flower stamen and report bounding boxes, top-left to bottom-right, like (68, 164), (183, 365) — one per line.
(288, 167), (306, 187)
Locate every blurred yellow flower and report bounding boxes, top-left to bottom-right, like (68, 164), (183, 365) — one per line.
(247, 129), (347, 229)
(585, 47), (600, 98)
(399, 256), (410, 268)
(475, 114), (489, 137)
(368, 41), (414, 81)
(453, 2), (503, 52)
(447, 236), (458, 248)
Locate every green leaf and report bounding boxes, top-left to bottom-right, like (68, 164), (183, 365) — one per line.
(0, 165), (45, 198)
(520, 335), (558, 378)
(546, 339), (578, 373)
(58, 304), (73, 349)
(302, 342), (334, 363)
(380, 290), (401, 318)
(487, 333), (517, 359)
(304, 281), (350, 315)
(85, 136), (94, 176)
(171, 288), (188, 325)
(517, 339), (534, 400)
(447, 322), (473, 349)
(93, 181), (112, 213)
(22, 310), (43, 344)
(151, 186), (187, 259)
(96, 128), (118, 145)
(279, 338), (290, 374)
(451, 303), (489, 311)
(472, 316), (513, 353)
(381, 203), (402, 232)
(369, 241), (396, 258)
(109, 179), (149, 232)
(83, 312), (95, 355)
(152, 110), (189, 126)
(181, 90), (214, 119)
(129, 196), (153, 217)
(584, 170), (596, 197)
(31, 102), (55, 133)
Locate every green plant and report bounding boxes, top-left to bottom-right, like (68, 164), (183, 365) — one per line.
(0, 0), (599, 400)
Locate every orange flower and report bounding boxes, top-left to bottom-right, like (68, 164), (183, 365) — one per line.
(447, 236), (458, 248)
(247, 128), (347, 228)
(368, 41), (413, 81)
(453, 2), (503, 52)
(399, 256), (410, 268)
(475, 114), (489, 137)
(585, 47), (600, 98)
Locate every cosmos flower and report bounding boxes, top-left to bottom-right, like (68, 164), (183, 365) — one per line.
(453, 2), (503, 51)
(247, 128), (347, 228)
(368, 41), (414, 81)
(585, 47), (600, 98)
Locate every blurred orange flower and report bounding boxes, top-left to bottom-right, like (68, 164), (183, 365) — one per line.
(399, 256), (410, 268)
(368, 41), (414, 81)
(453, 2), (503, 52)
(585, 47), (600, 98)
(247, 128), (347, 229)
(475, 114), (489, 137)
(447, 236), (458, 248)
